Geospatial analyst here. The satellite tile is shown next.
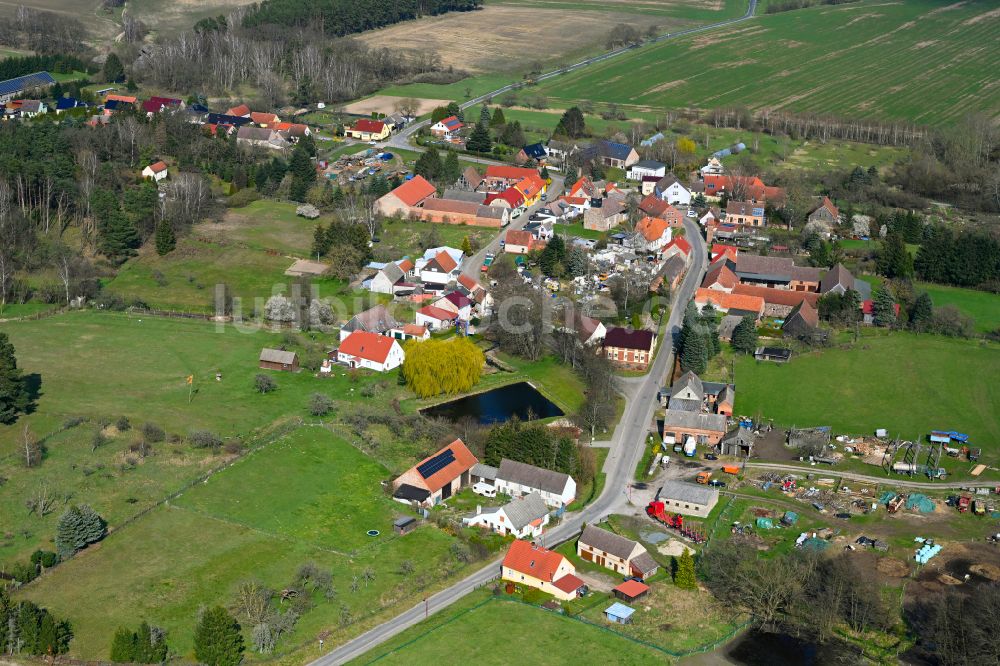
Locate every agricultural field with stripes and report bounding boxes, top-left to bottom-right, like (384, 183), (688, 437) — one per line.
(530, 0), (1000, 125)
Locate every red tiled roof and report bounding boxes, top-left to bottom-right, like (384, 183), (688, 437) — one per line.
(389, 176), (437, 207)
(432, 250), (458, 273)
(443, 291), (473, 309)
(515, 173), (545, 198)
(639, 194), (669, 217)
(458, 274), (479, 291)
(401, 324), (427, 336)
(861, 300), (900, 316)
(603, 327), (654, 351)
(613, 579), (650, 598)
(636, 216), (668, 242)
(695, 288), (764, 314)
(417, 305), (457, 321)
(401, 439), (478, 494)
(226, 104), (251, 117)
(711, 244), (739, 260)
(503, 540), (567, 582)
(251, 112), (280, 125)
(558, 195), (589, 206)
(664, 237), (691, 256)
(703, 264), (738, 290)
(352, 118), (387, 133)
(397, 258), (414, 273)
(505, 229), (534, 247)
(552, 573), (585, 594)
(338, 330), (396, 364)
(732, 284), (820, 308)
(484, 188), (526, 209)
(485, 165), (538, 181)
(147, 161), (167, 173)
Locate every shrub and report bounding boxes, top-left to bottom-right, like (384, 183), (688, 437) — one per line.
(190, 430), (223, 450)
(31, 549), (58, 568)
(254, 374), (277, 394)
(115, 416), (131, 432)
(308, 393), (334, 416)
(142, 422), (165, 443)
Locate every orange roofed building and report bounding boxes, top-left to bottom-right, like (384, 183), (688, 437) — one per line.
(376, 175), (437, 217)
(694, 288), (765, 320)
(392, 439), (479, 506)
(501, 540), (586, 601)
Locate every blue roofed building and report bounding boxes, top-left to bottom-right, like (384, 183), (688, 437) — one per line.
(582, 140), (640, 169)
(55, 97), (81, 112)
(0, 71), (56, 104)
(604, 602), (636, 624)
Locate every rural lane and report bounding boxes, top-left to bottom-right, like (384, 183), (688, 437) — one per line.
(745, 462), (1000, 489)
(313, 218), (708, 665)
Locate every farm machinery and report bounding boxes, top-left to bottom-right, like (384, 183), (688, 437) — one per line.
(645, 501), (706, 543)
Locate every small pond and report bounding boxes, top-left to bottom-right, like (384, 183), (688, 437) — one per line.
(420, 381), (563, 424)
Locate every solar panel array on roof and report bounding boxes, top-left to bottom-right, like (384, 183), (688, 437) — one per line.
(417, 448), (455, 479)
(0, 71), (55, 97)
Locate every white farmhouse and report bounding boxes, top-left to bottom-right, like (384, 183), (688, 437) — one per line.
(495, 459), (576, 508)
(336, 331), (404, 372)
(462, 492), (550, 539)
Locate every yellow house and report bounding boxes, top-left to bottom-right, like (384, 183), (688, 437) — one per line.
(346, 119), (391, 142)
(513, 173), (547, 207)
(501, 540), (586, 601)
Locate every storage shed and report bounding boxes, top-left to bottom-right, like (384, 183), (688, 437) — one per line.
(612, 580), (650, 603)
(259, 348), (299, 371)
(604, 602), (635, 625)
(393, 516), (417, 535)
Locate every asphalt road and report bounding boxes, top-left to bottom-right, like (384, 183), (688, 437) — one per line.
(314, 218), (708, 665)
(745, 462), (999, 489)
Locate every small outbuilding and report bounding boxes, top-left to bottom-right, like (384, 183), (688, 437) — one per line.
(754, 346), (792, 363)
(393, 516), (417, 535)
(259, 348), (298, 372)
(612, 579), (650, 603)
(604, 602), (636, 625)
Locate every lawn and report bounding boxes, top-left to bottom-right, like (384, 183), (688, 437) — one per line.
(0, 302), (58, 318)
(529, 0), (1000, 125)
(350, 590), (669, 665)
(20, 427), (466, 661)
(377, 218), (496, 263)
(916, 282), (1000, 333)
(211, 199), (329, 256)
(733, 332), (1000, 445)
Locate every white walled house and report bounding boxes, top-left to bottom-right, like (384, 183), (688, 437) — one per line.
(462, 492), (550, 539)
(142, 161), (169, 182)
(656, 176), (692, 207)
(495, 459), (576, 508)
(627, 160), (666, 181)
(336, 331), (404, 372)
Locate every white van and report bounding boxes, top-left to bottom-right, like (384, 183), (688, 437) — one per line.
(472, 482), (497, 498)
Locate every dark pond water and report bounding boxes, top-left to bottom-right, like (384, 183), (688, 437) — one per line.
(720, 631), (863, 666)
(420, 381), (563, 424)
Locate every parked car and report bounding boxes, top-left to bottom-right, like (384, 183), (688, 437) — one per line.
(704, 453), (718, 461)
(708, 479), (726, 488)
(687, 209), (696, 217)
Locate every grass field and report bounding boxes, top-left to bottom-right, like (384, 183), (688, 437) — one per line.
(523, 0), (1000, 125)
(350, 590), (669, 665)
(916, 282), (1000, 333)
(20, 427), (467, 660)
(733, 332), (1000, 445)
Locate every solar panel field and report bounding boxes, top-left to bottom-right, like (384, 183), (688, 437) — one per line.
(529, 0), (1000, 125)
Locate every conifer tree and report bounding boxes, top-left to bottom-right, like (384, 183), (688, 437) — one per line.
(194, 607), (244, 666)
(0, 332), (28, 425)
(155, 220), (176, 256)
(674, 548), (697, 590)
(731, 315), (758, 355)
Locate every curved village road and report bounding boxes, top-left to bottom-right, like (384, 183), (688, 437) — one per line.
(383, 0), (758, 158)
(745, 462), (999, 489)
(313, 218), (708, 665)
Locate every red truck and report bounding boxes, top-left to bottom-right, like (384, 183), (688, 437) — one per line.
(646, 501), (706, 543)
(958, 496), (971, 513)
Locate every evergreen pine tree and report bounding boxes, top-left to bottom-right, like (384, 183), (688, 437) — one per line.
(312, 223), (329, 257)
(555, 437), (577, 475)
(554, 107), (586, 138)
(461, 236), (473, 256)
(566, 246), (588, 277)
(0, 332), (28, 425)
(700, 304), (721, 359)
(442, 150), (461, 184)
(674, 548), (697, 590)
(479, 105), (492, 126)
(873, 285), (897, 327)
(563, 165), (578, 186)
(55, 505), (106, 558)
(414, 147), (442, 181)
(466, 123), (492, 153)
(876, 230), (913, 279)
(489, 108), (506, 128)
(680, 326), (707, 374)
(909, 292), (933, 330)
(731, 315), (758, 354)
(99, 210), (140, 261)
(110, 627), (137, 662)
(103, 53), (125, 82)
(155, 220), (176, 256)
(288, 144), (315, 202)
(194, 607), (245, 666)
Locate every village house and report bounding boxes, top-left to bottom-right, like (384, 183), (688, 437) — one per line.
(700, 207), (722, 227)
(375, 175), (437, 217)
(482, 165), (542, 193)
(226, 103), (252, 117)
(627, 160), (666, 181)
(703, 174), (785, 205)
(501, 540), (586, 601)
(584, 140), (640, 168)
(734, 254), (821, 292)
(258, 348), (298, 372)
(419, 248), (461, 288)
(504, 229), (538, 255)
(632, 216), (672, 253)
(345, 118), (391, 142)
(430, 115), (463, 137)
(463, 492), (549, 539)
(662, 371), (735, 417)
(819, 263), (870, 299)
(273, 122), (311, 138)
(731, 283), (821, 317)
(236, 126), (290, 150)
(702, 262), (739, 292)
(141, 161), (169, 182)
(807, 196), (840, 234)
(339, 304), (398, 341)
(419, 198), (508, 228)
(655, 175), (692, 207)
(337, 330), (404, 372)
(514, 172), (547, 206)
(602, 327), (656, 370)
(577, 525), (659, 580)
(494, 459), (577, 508)
(415, 305), (458, 331)
(393, 439), (478, 507)
(657, 480), (719, 518)
(662, 409), (728, 448)
(661, 237), (692, 263)
(433, 291), (473, 321)
(583, 195), (627, 231)
(368, 261), (413, 295)
(387, 323), (430, 342)
(559, 309), (607, 347)
(694, 288), (765, 320)
(650, 254), (687, 294)
(545, 139), (580, 161)
(726, 201), (766, 228)
(515, 142), (547, 165)
(484, 187), (526, 212)
(249, 111), (280, 127)
(638, 195), (685, 228)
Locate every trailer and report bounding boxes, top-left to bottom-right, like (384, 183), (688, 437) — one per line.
(958, 496), (971, 513)
(722, 465), (740, 475)
(974, 500), (986, 516)
(645, 501), (706, 543)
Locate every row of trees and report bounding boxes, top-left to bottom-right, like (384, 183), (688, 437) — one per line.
(245, 0), (482, 36)
(0, 332), (30, 424)
(483, 417), (595, 485)
(915, 225), (1000, 290)
(110, 622), (169, 663)
(677, 302), (721, 374)
(0, 589), (73, 656)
